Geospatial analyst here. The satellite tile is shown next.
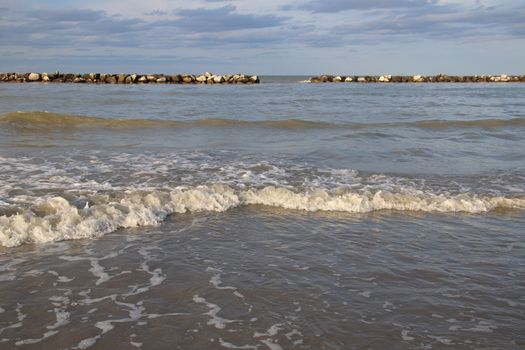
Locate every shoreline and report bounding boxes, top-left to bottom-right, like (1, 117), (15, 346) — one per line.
(306, 74), (525, 83)
(0, 72), (259, 84)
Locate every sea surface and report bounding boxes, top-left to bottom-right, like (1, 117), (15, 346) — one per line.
(0, 78), (524, 349)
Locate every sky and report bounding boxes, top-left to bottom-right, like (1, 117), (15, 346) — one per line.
(0, 0), (524, 75)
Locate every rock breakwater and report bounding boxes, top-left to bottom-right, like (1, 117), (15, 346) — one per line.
(0, 72), (259, 84)
(306, 74), (525, 83)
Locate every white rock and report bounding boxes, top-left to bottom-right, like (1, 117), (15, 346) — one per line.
(344, 77), (353, 82)
(28, 73), (40, 81)
(357, 77), (366, 82)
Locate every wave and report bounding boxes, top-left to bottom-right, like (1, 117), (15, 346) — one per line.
(0, 111), (333, 130)
(1, 111), (525, 131)
(1, 185), (524, 247)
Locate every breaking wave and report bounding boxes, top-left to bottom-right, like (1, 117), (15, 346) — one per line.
(1, 111), (525, 131)
(1, 184), (524, 247)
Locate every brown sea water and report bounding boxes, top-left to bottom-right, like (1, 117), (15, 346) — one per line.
(0, 79), (524, 349)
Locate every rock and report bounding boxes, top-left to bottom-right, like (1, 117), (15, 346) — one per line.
(378, 75), (391, 82)
(212, 75), (224, 83)
(0, 71), (264, 85)
(357, 77), (366, 83)
(196, 75), (207, 83)
(334, 76), (343, 82)
(344, 77), (353, 82)
(412, 75), (423, 82)
(182, 75), (194, 83)
(28, 73), (40, 81)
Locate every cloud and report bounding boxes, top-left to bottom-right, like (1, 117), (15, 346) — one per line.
(170, 5), (287, 33)
(0, 0), (524, 74)
(0, 8), (146, 48)
(145, 10), (168, 16)
(329, 3), (525, 40)
(297, 0), (437, 13)
(0, 5), (291, 52)
(25, 9), (106, 22)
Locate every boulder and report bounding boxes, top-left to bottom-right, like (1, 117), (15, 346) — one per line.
(28, 73), (40, 81)
(156, 77), (167, 83)
(344, 76), (353, 82)
(138, 76), (148, 83)
(212, 75), (224, 83)
(182, 75), (194, 83)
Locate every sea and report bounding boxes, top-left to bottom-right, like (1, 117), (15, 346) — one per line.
(0, 77), (524, 349)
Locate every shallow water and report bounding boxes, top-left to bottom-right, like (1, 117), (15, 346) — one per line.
(0, 79), (524, 349)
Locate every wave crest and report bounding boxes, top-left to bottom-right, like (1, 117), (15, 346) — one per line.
(1, 185), (524, 247)
(2, 111), (525, 131)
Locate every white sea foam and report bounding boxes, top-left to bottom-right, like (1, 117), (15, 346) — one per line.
(1, 184), (524, 247)
(193, 294), (235, 329)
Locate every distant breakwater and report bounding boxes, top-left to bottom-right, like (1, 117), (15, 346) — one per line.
(0, 72), (259, 84)
(306, 74), (525, 83)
